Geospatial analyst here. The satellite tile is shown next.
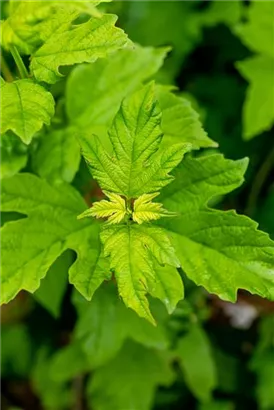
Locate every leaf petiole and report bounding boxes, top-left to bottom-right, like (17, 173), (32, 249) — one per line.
(10, 46), (29, 79)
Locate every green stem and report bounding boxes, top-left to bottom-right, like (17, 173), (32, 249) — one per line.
(10, 45), (28, 79)
(245, 145), (274, 217)
(1, 53), (14, 82)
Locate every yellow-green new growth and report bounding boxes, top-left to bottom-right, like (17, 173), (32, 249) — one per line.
(133, 193), (177, 224)
(77, 191), (127, 225)
(78, 191), (177, 225)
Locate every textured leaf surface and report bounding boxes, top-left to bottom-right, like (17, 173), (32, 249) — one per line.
(30, 13), (130, 83)
(177, 324), (217, 402)
(78, 191), (127, 225)
(1, 1), (104, 55)
(72, 284), (168, 368)
(87, 341), (174, 410)
(157, 86), (217, 149)
(66, 45), (169, 130)
(1, 173), (110, 304)
(32, 128), (81, 183)
(101, 223), (182, 324)
(159, 154), (274, 301)
(0, 79), (55, 144)
(78, 82), (190, 198)
(133, 192), (176, 224)
(236, 56), (274, 139)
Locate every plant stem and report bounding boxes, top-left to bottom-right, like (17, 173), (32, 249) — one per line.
(245, 144), (274, 217)
(10, 45), (28, 79)
(1, 53), (14, 82)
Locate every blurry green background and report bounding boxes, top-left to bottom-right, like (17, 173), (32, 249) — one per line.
(1, 1), (274, 410)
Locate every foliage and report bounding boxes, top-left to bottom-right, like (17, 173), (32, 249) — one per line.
(1, 1), (274, 409)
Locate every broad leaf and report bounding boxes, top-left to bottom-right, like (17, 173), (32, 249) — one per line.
(159, 153), (274, 302)
(100, 223), (182, 324)
(78, 191), (127, 225)
(133, 192), (176, 224)
(1, 173), (110, 304)
(78, 82), (191, 198)
(176, 324), (217, 402)
(72, 284), (168, 368)
(30, 13), (130, 83)
(1, 1), (105, 55)
(0, 79), (55, 144)
(32, 128), (81, 183)
(236, 56), (274, 139)
(157, 86), (217, 149)
(66, 45), (169, 130)
(87, 341), (174, 410)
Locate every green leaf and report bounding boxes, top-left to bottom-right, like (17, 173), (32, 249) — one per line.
(1, 173), (110, 304)
(78, 82), (191, 198)
(30, 13), (130, 84)
(66, 45), (169, 130)
(100, 223), (182, 324)
(1, 1), (105, 55)
(236, 56), (274, 139)
(157, 86), (217, 149)
(72, 283), (168, 368)
(87, 341), (174, 410)
(235, 2), (274, 58)
(0, 79), (55, 144)
(199, 401), (234, 410)
(32, 128), (81, 183)
(159, 153), (274, 302)
(133, 192), (176, 224)
(33, 250), (73, 318)
(78, 191), (127, 225)
(0, 133), (28, 178)
(176, 324), (217, 402)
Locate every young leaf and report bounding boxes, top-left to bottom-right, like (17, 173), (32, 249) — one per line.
(1, 173), (111, 304)
(236, 56), (274, 139)
(100, 223), (181, 324)
(66, 45), (169, 130)
(176, 324), (217, 402)
(78, 82), (191, 198)
(133, 192), (176, 224)
(1, 79), (55, 144)
(78, 191), (127, 225)
(87, 341), (174, 410)
(30, 14), (130, 84)
(158, 153), (274, 302)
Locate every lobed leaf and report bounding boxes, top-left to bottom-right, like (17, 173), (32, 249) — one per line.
(0, 79), (55, 144)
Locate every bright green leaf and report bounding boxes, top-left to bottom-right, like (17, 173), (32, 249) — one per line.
(133, 192), (176, 224)
(30, 13), (130, 84)
(1, 173), (110, 304)
(159, 153), (274, 302)
(0, 79), (55, 144)
(176, 324), (217, 402)
(101, 223), (181, 324)
(0, 133), (28, 178)
(78, 191), (127, 225)
(78, 82), (191, 198)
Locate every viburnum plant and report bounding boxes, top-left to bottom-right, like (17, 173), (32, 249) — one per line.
(1, 1), (274, 409)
